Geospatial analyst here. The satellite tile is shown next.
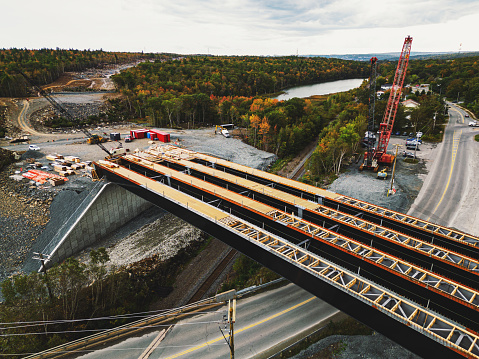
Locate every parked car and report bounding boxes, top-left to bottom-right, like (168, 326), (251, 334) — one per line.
(402, 151), (415, 158)
(416, 132), (423, 138)
(125, 135), (132, 143)
(402, 132), (408, 136)
(394, 131), (401, 136)
(28, 144), (40, 151)
(406, 138), (422, 145)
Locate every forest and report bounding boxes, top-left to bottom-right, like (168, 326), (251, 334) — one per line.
(0, 241), (210, 354)
(0, 48), (156, 97)
(109, 56), (369, 159)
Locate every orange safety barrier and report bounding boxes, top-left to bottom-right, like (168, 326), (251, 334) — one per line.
(22, 170), (68, 184)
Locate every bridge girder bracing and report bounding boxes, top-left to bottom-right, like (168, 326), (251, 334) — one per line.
(97, 160), (476, 359)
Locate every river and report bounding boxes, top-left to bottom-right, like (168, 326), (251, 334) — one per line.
(274, 78), (365, 101)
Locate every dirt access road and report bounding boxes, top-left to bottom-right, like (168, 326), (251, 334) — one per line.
(0, 61), (141, 140)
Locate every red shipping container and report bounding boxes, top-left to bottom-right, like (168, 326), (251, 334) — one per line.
(131, 129), (149, 139)
(149, 130), (170, 143)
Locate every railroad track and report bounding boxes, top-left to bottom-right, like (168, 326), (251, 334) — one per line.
(291, 161), (306, 180)
(187, 248), (237, 304)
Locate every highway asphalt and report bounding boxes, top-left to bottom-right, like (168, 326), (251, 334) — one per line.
(73, 283), (339, 359)
(408, 103), (476, 228)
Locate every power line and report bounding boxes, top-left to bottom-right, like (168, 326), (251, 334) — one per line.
(0, 306), (222, 328)
(0, 320), (223, 337)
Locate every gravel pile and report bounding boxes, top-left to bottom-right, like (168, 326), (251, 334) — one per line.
(169, 127), (277, 170)
(75, 212), (204, 270)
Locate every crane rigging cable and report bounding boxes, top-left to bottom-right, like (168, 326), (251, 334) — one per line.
(364, 56), (378, 169)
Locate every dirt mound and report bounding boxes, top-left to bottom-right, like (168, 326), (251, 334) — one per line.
(0, 148), (14, 171)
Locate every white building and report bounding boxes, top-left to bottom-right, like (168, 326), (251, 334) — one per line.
(402, 99), (420, 108)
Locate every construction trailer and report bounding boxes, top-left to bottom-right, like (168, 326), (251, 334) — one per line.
(148, 129), (170, 143)
(130, 129), (149, 139)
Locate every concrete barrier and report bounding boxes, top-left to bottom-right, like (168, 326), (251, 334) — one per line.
(41, 182), (152, 269)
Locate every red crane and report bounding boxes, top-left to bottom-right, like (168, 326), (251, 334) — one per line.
(374, 36), (413, 165)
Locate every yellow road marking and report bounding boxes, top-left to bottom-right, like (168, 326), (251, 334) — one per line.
(427, 129), (462, 221)
(163, 296), (317, 359)
(449, 106), (464, 124)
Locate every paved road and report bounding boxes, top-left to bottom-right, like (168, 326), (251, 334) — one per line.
(408, 104), (477, 226)
(74, 284), (339, 359)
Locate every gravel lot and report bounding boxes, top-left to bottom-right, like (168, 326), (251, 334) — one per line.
(328, 136), (433, 213)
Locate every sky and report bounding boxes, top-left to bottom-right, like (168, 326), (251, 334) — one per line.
(2, 0), (479, 56)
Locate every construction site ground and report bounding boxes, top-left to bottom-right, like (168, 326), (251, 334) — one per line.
(1, 68), (474, 357)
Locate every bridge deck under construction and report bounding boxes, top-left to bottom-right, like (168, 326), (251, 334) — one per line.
(159, 145), (478, 255)
(95, 145), (479, 359)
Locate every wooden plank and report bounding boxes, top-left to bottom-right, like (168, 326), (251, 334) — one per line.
(153, 145), (340, 200)
(108, 163), (229, 222)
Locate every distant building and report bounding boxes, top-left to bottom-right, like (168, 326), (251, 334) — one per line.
(402, 99), (420, 108)
(412, 84), (430, 93)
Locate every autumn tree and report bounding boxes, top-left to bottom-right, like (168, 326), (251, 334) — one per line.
(249, 114), (261, 147)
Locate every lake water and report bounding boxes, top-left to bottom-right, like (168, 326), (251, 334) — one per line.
(274, 78), (365, 101)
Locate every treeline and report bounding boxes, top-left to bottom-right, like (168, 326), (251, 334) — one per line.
(375, 55), (479, 116)
(0, 238), (208, 355)
(109, 56), (368, 125)
(113, 56), (367, 97)
(0, 48), (155, 97)
(109, 56), (368, 157)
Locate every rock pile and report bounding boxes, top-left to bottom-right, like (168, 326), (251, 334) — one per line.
(0, 163), (53, 282)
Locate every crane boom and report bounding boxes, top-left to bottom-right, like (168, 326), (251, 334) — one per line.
(374, 36), (413, 163)
(17, 70), (112, 157)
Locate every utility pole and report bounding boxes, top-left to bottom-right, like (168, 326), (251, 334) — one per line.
(388, 144), (401, 197)
(33, 252), (54, 303)
(219, 295), (236, 358)
(228, 299), (235, 359)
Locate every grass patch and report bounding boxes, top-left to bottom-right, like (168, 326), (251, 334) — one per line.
(404, 158), (419, 164)
(269, 156), (293, 174)
(475, 134), (479, 142)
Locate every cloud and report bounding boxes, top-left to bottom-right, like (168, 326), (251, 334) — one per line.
(2, 0), (479, 55)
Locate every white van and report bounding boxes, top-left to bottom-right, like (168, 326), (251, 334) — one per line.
(221, 129), (231, 138)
